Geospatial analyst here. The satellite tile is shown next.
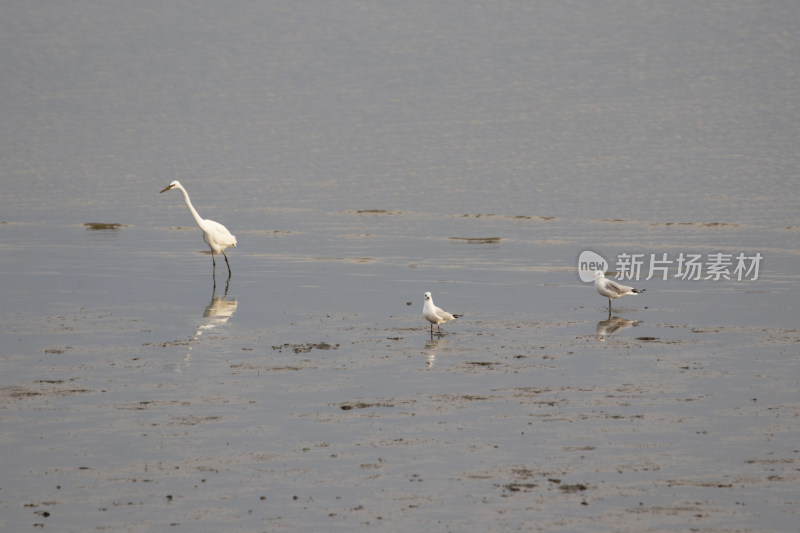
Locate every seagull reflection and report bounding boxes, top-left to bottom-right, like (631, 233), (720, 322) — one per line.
(425, 336), (444, 367)
(595, 315), (639, 342)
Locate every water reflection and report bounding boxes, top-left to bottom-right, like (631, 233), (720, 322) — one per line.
(195, 284), (237, 338)
(424, 336), (444, 367)
(595, 316), (640, 342)
(174, 283), (238, 370)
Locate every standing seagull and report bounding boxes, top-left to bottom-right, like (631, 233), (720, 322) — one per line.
(423, 292), (461, 333)
(593, 270), (645, 313)
(160, 180), (237, 280)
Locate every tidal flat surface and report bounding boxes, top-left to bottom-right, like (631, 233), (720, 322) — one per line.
(1, 2), (799, 532)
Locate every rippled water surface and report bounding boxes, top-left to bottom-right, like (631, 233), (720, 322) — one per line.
(1, 2), (798, 532)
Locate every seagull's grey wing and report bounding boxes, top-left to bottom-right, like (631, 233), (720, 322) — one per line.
(435, 306), (455, 321)
(605, 279), (633, 295)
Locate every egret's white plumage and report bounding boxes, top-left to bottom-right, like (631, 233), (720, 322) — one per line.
(593, 270), (644, 312)
(423, 291), (461, 333)
(160, 180), (237, 279)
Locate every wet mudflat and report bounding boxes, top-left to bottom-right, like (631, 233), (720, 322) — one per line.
(1, 212), (798, 532)
(2, 1), (799, 531)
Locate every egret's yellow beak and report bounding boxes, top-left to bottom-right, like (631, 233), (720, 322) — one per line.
(160, 185), (173, 193)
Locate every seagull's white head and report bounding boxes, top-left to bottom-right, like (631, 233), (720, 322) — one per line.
(160, 180), (180, 193)
(594, 270), (605, 280)
(424, 292), (432, 301)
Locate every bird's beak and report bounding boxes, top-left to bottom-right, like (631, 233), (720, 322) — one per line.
(160, 185), (173, 193)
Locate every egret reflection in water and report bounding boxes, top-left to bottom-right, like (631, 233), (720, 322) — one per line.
(171, 285), (238, 371)
(195, 285), (238, 338)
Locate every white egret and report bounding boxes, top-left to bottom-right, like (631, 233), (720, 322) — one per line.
(423, 291), (461, 333)
(160, 180), (237, 279)
(593, 270), (644, 312)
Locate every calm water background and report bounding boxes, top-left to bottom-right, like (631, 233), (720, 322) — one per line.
(1, 1), (798, 532)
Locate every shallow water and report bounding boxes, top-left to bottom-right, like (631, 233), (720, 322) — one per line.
(1, 2), (799, 532)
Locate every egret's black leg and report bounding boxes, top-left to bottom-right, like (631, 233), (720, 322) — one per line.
(222, 250), (232, 278)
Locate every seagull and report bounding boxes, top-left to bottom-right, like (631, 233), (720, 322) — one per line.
(594, 270), (645, 312)
(423, 292), (461, 333)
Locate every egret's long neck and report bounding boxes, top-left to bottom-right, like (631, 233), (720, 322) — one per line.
(177, 186), (204, 227)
